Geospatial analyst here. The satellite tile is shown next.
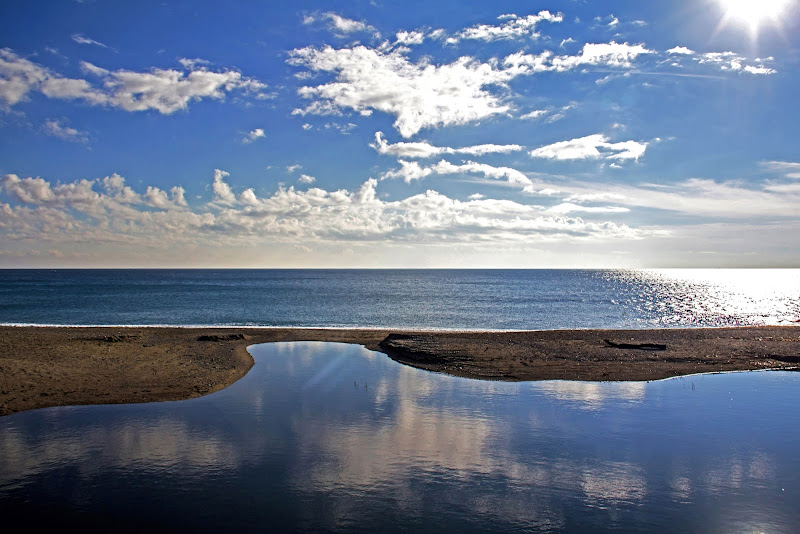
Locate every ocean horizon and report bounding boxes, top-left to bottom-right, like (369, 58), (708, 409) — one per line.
(2, 268), (798, 331)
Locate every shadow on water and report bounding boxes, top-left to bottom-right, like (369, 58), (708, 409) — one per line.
(1, 341), (798, 532)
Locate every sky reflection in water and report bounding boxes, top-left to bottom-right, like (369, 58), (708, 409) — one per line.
(0, 342), (798, 532)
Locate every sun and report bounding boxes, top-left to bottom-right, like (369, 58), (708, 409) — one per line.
(717, 0), (793, 33)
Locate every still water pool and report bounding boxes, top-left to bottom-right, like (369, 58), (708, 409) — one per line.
(1, 342), (798, 532)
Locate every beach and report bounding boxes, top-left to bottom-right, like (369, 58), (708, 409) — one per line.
(1, 325), (798, 417)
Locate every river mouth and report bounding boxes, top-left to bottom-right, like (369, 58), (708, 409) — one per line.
(1, 341), (798, 531)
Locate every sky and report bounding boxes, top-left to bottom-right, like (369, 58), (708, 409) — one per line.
(1, 0), (799, 268)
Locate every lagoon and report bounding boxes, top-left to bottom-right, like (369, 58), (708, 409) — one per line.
(1, 342), (798, 531)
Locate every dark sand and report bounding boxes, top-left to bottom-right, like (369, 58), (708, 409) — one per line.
(1, 325), (798, 416)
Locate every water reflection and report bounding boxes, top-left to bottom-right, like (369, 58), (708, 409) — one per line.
(1, 342), (798, 532)
(532, 380), (646, 410)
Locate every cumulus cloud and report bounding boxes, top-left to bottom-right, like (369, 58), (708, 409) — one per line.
(395, 30), (426, 45)
(370, 131), (523, 159)
(0, 171), (645, 252)
(43, 119), (88, 143)
(382, 159), (532, 187)
(446, 11), (563, 43)
(289, 45), (523, 137)
(242, 128), (265, 143)
(530, 134), (648, 161)
(0, 48), (270, 112)
(211, 169), (236, 204)
(298, 174), (316, 184)
(288, 35), (666, 138)
(667, 46), (695, 55)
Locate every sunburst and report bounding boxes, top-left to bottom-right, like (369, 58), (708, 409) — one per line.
(716, 0), (793, 36)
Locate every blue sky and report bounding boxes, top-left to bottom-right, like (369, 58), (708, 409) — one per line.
(1, 0), (798, 267)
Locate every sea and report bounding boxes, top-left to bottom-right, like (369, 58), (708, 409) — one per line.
(1, 268), (799, 329)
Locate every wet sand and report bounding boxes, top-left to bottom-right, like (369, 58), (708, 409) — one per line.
(1, 325), (798, 416)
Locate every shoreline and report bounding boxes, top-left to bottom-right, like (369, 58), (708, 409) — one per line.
(1, 325), (798, 417)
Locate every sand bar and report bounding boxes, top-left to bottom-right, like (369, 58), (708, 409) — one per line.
(1, 325), (798, 416)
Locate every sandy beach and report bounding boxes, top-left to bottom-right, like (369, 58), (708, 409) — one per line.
(1, 325), (798, 416)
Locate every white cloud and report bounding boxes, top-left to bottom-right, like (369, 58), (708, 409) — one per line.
(71, 33), (111, 49)
(0, 48), (270, 112)
(743, 65), (776, 75)
(86, 62), (269, 113)
(547, 203), (629, 214)
(565, 192), (626, 203)
(0, 48), (52, 106)
(288, 36), (661, 138)
(43, 119), (88, 143)
(530, 134), (648, 161)
(303, 12), (378, 37)
(667, 46), (695, 55)
(502, 42), (653, 75)
(520, 109), (548, 120)
(286, 164), (302, 173)
(550, 42), (654, 70)
(370, 131), (523, 159)
(447, 11), (563, 43)
(289, 45), (523, 137)
(555, 177), (800, 219)
(761, 161), (800, 179)
(521, 102), (577, 123)
(144, 186), (187, 210)
(324, 121), (356, 134)
(298, 174), (316, 184)
(0, 171), (645, 253)
(177, 58), (212, 69)
(395, 30), (426, 45)
(691, 51), (776, 75)
(382, 159), (532, 187)
(211, 169), (235, 204)
(242, 128), (266, 143)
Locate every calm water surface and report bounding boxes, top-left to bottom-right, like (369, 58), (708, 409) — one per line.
(1, 269), (799, 329)
(1, 342), (797, 532)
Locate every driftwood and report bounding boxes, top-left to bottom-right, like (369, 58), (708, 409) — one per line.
(603, 339), (667, 351)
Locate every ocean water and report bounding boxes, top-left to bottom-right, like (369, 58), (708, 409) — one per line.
(1, 342), (798, 532)
(1, 269), (799, 329)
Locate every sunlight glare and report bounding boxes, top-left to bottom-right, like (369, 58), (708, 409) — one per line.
(718, 0), (792, 32)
